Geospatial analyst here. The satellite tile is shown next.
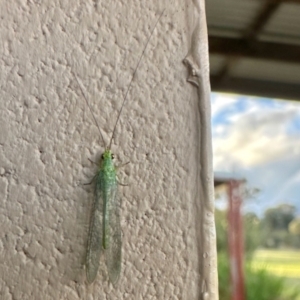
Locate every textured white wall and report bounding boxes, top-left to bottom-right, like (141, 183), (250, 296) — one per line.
(0, 1), (217, 299)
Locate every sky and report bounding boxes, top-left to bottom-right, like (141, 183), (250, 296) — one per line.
(211, 93), (300, 216)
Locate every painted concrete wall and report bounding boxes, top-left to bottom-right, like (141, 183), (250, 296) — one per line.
(0, 0), (217, 299)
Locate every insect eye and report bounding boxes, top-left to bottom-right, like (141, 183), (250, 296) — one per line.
(111, 154), (115, 159)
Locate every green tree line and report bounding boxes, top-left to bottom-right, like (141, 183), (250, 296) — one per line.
(216, 203), (300, 254)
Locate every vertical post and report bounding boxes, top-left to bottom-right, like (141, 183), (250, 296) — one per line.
(183, 0), (219, 299)
(227, 180), (245, 300)
(2, 0), (220, 298)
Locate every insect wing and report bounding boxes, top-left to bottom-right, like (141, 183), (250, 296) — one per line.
(106, 183), (122, 285)
(86, 173), (103, 284)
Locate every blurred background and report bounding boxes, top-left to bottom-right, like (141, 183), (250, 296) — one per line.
(206, 1), (300, 299)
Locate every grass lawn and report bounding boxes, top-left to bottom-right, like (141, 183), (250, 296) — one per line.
(252, 249), (300, 278)
(251, 249), (300, 300)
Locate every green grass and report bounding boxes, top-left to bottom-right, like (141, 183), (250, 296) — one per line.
(251, 249), (300, 300)
(218, 250), (300, 300)
(252, 249), (300, 278)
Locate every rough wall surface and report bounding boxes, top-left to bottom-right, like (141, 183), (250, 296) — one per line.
(0, 1), (217, 299)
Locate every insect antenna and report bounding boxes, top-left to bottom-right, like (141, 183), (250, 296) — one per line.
(108, 9), (165, 150)
(73, 73), (106, 147)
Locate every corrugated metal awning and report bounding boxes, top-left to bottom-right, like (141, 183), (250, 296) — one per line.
(207, 0), (300, 100)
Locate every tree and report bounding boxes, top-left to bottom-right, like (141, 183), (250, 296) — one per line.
(288, 218), (300, 248)
(260, 204), (297, 248)
(244, 212), (260, 257)
(289, 218), (300, 235)
(263, 204), (295, 231)
(215, 208), (228, 252)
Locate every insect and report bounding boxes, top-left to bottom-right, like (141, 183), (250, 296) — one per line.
(73, 11), (164, 285)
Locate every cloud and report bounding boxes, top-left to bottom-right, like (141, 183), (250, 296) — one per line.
(212, 93), (300, 213)
(212, 93), (300, 169)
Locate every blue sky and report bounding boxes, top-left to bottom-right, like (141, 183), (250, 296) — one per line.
(211, 93), (300, 216)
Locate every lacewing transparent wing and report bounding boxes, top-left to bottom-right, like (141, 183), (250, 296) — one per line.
(86, 150), (121, 285)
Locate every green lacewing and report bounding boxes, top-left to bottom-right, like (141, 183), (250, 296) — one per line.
(74, 11), (164, 285)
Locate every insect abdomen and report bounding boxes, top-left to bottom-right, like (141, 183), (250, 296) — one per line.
(99, 161), (117, 251)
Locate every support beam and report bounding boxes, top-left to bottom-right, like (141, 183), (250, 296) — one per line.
(211, 75), (300, 101)
(268, 0), (300, 3)
(244, 1), (280, 39)
(209, 36), (300, 64)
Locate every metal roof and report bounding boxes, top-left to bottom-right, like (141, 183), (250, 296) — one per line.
(214, 172), (246, 187)
(207, 0), (300, 100)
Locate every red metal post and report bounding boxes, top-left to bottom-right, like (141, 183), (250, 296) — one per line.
(227, 180), (245, 300)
